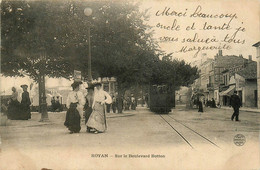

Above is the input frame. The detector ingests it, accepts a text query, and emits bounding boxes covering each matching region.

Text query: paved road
[0,106,259,170]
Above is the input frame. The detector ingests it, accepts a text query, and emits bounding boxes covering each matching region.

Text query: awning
[219,86,235,96]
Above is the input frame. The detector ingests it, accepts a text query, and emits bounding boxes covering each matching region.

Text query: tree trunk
[39,71,49,122]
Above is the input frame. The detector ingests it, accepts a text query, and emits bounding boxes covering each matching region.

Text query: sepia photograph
[0,0,259,169]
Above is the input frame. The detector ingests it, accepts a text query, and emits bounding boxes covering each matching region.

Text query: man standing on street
[230,91,242,121]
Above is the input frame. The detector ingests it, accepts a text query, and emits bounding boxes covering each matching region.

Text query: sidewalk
[0,110,136,127]
[0,113,53,127]
[220,106,260,113]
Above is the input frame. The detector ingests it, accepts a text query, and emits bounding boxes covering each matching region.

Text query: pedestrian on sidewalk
[86,82,112,134]
[230,91,242,121]
[106,103,111,113]
[131,94,136,110]
[20,85,31,120]
[85,83,94,132]
[7,87,21,120]
[111,95,117,113]
[64,81,85,134]
[51,96,56,112]
[198,99,203,113]
[211,98,217,108]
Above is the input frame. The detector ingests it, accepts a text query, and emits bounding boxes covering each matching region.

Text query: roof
[236,61,257,79]
[253,41,260,47]
[214,55,247,68]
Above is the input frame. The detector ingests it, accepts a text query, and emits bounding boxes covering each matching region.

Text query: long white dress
[86,89,112,132]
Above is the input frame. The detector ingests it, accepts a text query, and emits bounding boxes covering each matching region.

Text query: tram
[148,85,175,114]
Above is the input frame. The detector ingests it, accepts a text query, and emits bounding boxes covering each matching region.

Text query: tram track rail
[159,114,220,149]
[159,114,194,149]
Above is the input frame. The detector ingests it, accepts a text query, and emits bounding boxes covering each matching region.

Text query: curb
[106,113,135,118]
[218,107,260,113]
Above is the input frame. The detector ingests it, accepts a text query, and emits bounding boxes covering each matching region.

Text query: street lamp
[84,7,93,83]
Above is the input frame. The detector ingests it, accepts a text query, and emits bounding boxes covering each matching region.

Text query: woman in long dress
[84,83,94,132]
[20,85,31,120]
[64,81,85,134]
[86,82,112,134]
[7,87,20,120]
[198,100,203,113]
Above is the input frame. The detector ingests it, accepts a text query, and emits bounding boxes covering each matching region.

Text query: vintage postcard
[0,0,259,169]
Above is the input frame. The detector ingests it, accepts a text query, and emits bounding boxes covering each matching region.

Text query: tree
[90,2,160,112]
[1,1,77,121]
[1,1,159,114]
[62,1,160,112]
[150,53,199,107]
[1,1,198,116]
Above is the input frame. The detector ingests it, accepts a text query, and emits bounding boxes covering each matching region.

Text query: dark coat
[198,101,203,112]
[230,94,241,108]
[20,91,31,119]
[21,91,31,106]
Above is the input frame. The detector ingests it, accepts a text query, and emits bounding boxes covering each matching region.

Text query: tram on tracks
[148,84,175,114]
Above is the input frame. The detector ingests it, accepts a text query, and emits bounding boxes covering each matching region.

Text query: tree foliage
[1,1,75,81]
[1,1,199,113]
[151,54,199,89]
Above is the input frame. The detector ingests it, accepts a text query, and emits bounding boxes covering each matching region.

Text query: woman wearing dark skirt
[64,103,81,133]
[198,100,203,113]
[64,81,85,134]
[84,84,94,132]
[20,85,31,120]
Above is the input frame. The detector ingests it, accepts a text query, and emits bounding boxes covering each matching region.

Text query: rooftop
[252,41,260,47]
[236,61,257,79]
[214,55,248,68]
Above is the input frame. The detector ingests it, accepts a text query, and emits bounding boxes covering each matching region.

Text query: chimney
[239,54,243,58]
[248,55,252,61]
[218,50,222,56]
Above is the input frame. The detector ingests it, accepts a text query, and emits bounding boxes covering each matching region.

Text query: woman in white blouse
[86,82,112,133]
[7,87,20,120]
[64,81,85,134]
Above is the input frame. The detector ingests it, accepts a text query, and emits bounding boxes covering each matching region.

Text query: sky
[140,0,260,62]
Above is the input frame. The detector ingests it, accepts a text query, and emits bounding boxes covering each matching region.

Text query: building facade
[253,41,260,109]
[193,50,258,108]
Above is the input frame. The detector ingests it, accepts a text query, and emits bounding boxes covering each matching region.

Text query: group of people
[105,95,119,113]
[64,81,112,134]
[51,96,62,112]
[7,85,31,120]
[197,98,217,113]
[123,95,137,111]
[105,94,137,113]
[196,91,242,122]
